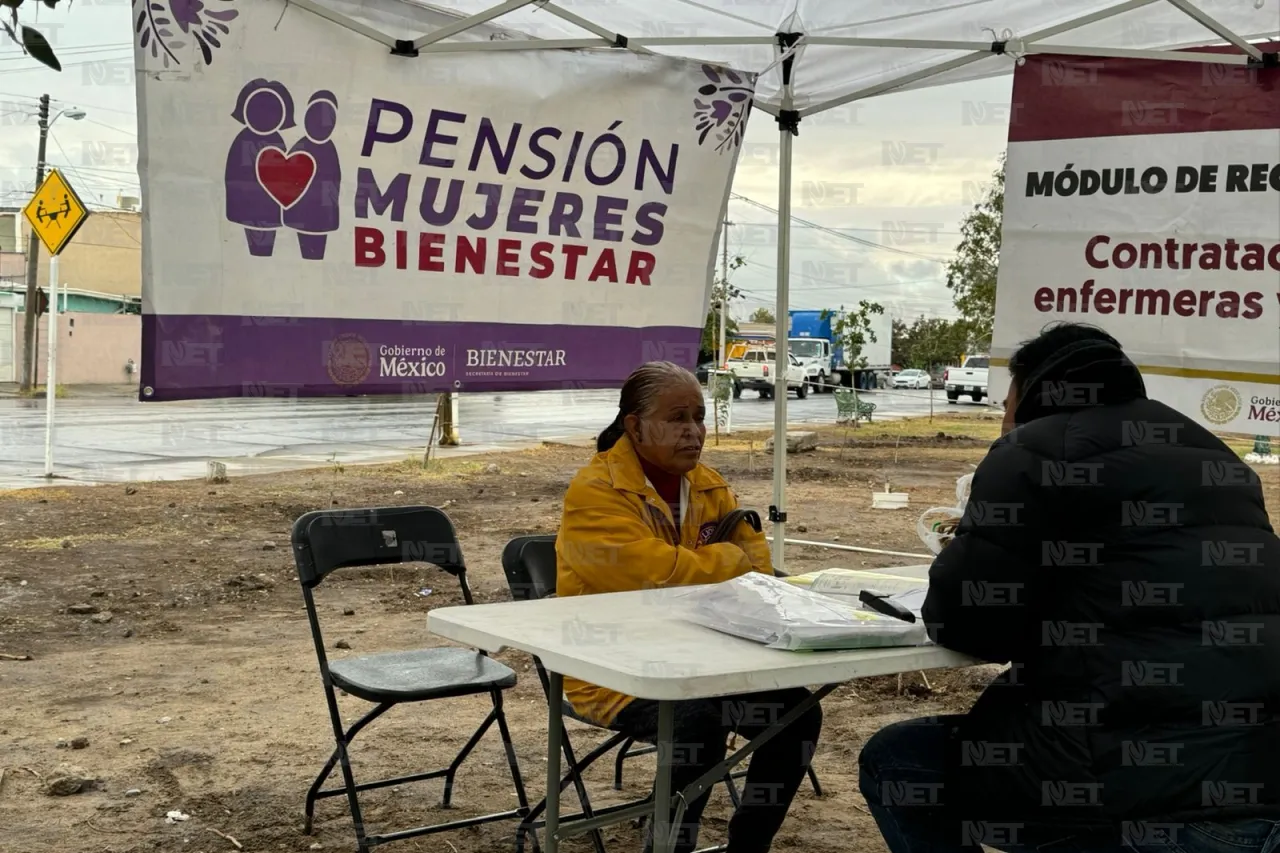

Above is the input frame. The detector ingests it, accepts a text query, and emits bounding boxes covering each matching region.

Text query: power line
[50,129,122,204]
[0,90,136,117]
[0,239,137,250]
[734,288,953,315]
[58,164,140,178]
[0,51,134,75]
[2,106,137,143]
[5,133,139,210]
[738,260,946,294]
[0,44,134,63]
[82,116,135,136]
[729,192,953,264]
[1,40,131,54]
[824,224,963,237]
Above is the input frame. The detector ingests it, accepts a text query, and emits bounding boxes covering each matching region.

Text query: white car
[892,369,931,390]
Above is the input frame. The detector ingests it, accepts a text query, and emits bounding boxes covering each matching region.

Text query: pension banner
[991,49,1280,435]
[132,0,753,401]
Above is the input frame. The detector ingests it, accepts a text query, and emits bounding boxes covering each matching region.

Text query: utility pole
[20,94,50,391]
[717,216,733,368]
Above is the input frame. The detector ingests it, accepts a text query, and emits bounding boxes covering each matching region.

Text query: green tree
[701,309,738,362]
[825,300,885,368]
[891,318,910,366]
[946,154,1004,348]
[893,316,978,370]
[4,1,66,71]
[749,307,776,325]
[913,318,970,369]
[700,255,746,360]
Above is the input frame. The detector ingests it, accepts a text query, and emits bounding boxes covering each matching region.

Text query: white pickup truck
[728,350,809,400]
[944,355,990,403]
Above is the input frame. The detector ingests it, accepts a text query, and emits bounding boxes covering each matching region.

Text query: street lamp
[19,96,86,390]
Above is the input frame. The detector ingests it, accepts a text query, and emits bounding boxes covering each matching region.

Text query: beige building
[0,203,142,384]
[2,205,141,296]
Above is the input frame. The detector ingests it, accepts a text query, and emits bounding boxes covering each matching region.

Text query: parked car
[891,369,931,390]
[944,355,990,403]
[695,361,714,384]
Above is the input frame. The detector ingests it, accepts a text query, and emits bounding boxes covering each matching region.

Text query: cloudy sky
[0,1,1013,323]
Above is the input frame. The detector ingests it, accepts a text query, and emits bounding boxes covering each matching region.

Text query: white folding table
[428,585,975,853]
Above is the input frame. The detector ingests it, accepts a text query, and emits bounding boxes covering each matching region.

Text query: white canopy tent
[289,0,1278,572]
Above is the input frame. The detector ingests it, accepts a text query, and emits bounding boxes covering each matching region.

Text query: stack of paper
[672,573,929,651]
[782,568,929,619]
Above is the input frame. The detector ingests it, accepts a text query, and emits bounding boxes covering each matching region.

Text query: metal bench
[834,388,875,424]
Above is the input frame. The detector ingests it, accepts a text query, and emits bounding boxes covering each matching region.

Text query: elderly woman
[556,361,823,853]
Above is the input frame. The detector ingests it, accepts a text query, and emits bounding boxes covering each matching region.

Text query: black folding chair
[293,506,538,853]
[501,534,648,853]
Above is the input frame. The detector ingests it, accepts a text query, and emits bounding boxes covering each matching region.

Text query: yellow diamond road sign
[23,169,89,256]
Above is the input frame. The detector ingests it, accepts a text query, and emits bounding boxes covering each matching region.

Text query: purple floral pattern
[693,64,752,154]
[135,0,238,68]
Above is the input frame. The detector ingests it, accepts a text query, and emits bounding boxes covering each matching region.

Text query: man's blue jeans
[860,716,1280,853]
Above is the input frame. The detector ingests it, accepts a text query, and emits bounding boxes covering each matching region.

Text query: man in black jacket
[859,323,1280,852]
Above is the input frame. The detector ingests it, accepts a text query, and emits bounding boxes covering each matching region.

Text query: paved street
[0,386,992,488]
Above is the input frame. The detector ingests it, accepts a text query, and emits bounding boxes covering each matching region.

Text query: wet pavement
[0,386,986,488]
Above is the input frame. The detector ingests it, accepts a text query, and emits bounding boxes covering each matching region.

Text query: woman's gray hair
[596,361,702,452]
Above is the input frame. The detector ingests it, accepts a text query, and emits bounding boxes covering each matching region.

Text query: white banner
[133,0,754,400]
[992,53,1280,436]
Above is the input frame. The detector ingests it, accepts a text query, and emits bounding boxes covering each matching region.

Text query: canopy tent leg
[769,30,802,573]
[770,125,794,572]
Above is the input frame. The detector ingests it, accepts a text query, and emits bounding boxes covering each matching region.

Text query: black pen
[859,590,917,623]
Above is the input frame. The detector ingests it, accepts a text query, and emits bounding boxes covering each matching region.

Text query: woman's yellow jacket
[555,434,773,725]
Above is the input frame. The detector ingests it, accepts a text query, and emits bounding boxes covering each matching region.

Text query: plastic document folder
[671,573,928,651]
[784,569,929,617]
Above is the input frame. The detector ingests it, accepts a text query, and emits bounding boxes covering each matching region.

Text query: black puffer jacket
[924,341,1280,826]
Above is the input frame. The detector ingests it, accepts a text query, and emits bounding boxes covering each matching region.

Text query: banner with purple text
[992,49,1280,436]
[132,0,754,401]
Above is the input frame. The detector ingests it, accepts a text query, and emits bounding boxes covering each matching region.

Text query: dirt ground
[2,414,1276,853]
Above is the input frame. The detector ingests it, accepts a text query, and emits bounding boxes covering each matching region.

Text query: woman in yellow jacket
[557,361,823,853]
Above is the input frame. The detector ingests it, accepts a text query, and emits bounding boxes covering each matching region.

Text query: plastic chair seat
[329,647,517,703]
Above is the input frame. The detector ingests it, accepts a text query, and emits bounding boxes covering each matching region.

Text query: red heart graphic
[256,148,315,209]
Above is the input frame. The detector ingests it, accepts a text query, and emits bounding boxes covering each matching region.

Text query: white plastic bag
[670,573,927,651]
[916,472,974,555]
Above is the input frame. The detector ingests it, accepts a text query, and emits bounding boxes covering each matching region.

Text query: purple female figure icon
[282,91,341,260]
[225,79,296,257]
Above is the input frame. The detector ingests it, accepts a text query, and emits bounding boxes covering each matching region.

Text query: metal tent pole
[717,211,731,370]
[1161,0,1264,59]
[799,0,1168,118]
[770,128,793,571]
[769,30,801,573]
[412,0,539,50]
[281,0,398,47]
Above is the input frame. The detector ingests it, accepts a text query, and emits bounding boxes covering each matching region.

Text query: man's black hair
[1006,322,1146,425]
[1008,322,1121,392]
